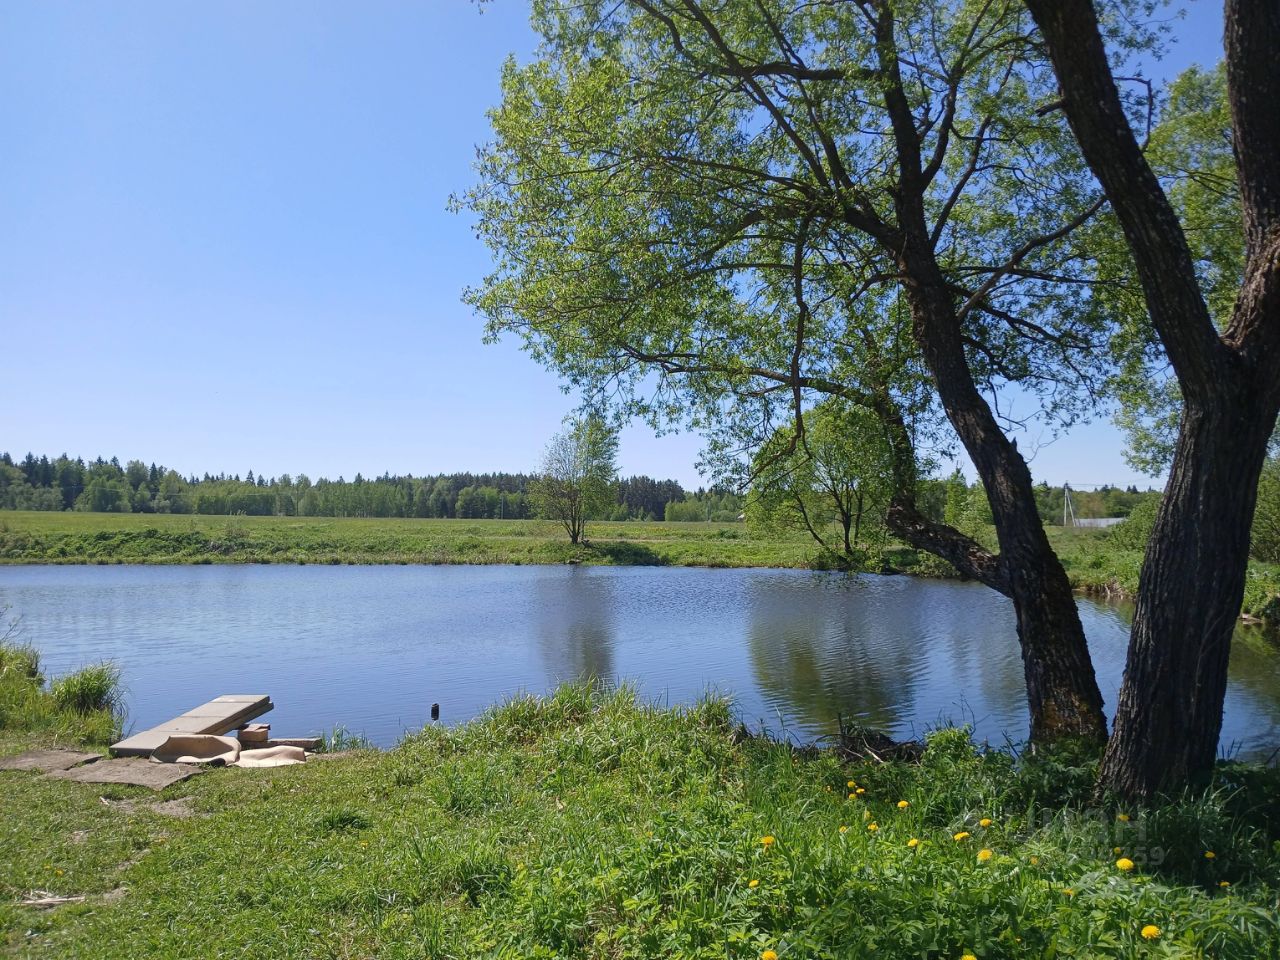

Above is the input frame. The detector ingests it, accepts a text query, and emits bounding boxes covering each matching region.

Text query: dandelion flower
[897,800,910,809]
[1117,813,1130,822]
[979,818,993,828]
[977,849,993,862]
[1204,851,1216,860]
[848,793,857,800]
[1029,856,1040,866]
[761,836,775,848]
[961,954,977,960]
[1219,881,1230,888]
[867,822,879,832]
[953,831,970,841]
[839,825,849,834]
[1140,924,1161,940]
[1062,888,1075,896]
[847,780,857,788]
[762,951,779,960]
[907,838,920,848]
[1116,857,1135,872]
[748,879,760,888]
[856,787,866,795]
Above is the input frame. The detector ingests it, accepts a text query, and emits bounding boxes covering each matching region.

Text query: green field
[0,512,821,569]
[3,685,1279,959]
[3,510,1278,623]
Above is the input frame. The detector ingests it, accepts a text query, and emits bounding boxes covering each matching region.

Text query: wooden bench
[110,695,273,757]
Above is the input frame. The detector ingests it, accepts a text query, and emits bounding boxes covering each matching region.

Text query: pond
[2,564,1277,757]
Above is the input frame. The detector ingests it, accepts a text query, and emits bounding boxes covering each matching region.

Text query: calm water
[2,564,1278,756]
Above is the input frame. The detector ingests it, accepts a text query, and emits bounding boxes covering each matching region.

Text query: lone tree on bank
[532,417,619,545]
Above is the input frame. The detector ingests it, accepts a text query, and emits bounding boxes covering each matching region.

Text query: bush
[1108,496,1160,551]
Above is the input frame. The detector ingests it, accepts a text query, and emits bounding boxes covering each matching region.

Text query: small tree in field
[532,417,618,545]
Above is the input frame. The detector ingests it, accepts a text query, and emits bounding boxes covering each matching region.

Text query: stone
[0,749,101,773]
[47,758,202,791]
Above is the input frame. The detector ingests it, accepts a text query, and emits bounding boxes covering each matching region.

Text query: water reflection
[747,575,1028,741]
[535,567,616,684]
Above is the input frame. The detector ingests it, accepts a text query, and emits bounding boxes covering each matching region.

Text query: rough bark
[899,254,1108,745]
[1026,0,1280,798]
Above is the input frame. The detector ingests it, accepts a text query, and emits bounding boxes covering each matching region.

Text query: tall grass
[0,629,124,746]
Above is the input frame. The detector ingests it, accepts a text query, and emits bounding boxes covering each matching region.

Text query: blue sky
[1,1,1225,489]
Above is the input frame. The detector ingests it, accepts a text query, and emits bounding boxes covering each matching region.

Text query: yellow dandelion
[1116,857,1135,872]
[762,951,779,960]
[1062,888,1075,896]
[856,787,866,795]
[977,848,993,862]
[1204,851,1216,860]
[848,792,857,800]
[1029,856,1040,866]
[1117,813,1130,822]
[867,822,879,832]
[839,825,849,834]
[907,838,920,848]
[760,835,775,848]
[897,800,910,809]
[748,879,760,889]
[979,818,993,828]
[1140,924,1161,940]
[1219,881,1230,888]
[953,831,970,841]
[961,954,977,960]
[847,780,856,788]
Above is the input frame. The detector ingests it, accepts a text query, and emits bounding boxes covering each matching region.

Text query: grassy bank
[1048,528,1280,623]
[0,512,820,568]
[0,637,122,757]
[2,685,1279,959]
[3,510,1278,622]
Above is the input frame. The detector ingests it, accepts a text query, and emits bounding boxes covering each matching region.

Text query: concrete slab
[0,749,101,772]
[111,694,272,757]
[47,758,202,791]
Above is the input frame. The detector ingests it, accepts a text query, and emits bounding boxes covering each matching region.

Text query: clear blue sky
[0,1,1225,489]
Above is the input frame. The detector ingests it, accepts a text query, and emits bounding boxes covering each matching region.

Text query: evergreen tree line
[0,452,717,521]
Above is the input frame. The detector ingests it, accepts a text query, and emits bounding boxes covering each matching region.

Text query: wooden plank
[111,695,272,757]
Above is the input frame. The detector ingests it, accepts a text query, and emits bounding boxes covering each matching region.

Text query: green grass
[1,685,1277,958]
[1048,527,1280,623]
[0,512,822,569]
[0,641,123,753]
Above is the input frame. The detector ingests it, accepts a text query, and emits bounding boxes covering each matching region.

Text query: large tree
[463,0,1114,743]
[1024,0,1280,798]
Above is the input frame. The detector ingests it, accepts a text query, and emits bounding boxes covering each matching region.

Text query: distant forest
[0,451,744,521]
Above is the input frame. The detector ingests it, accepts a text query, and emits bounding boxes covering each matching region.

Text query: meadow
[0,512,820,569]
[2,681,1279,959]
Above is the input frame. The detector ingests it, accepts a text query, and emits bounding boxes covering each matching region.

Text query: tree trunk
[1098,387,1277,798]
[897,261,1109,745]
[1025,0,1280,796]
